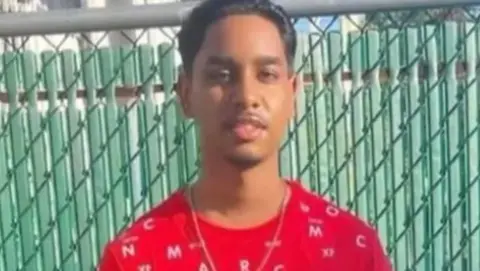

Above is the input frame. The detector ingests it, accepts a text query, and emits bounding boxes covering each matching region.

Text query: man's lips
[223,113,268,141]
[230,121,266,141]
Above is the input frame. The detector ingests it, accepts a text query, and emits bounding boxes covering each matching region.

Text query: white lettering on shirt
[326,205,340,217]
[265,240,281,248]
[143,218,155,231]
[122,235,139,243]
[189,242,203,250]
[308,217,323,238]
[166,244,182,259]
[309,224,323,237]
[356,234,367,248]
[122,243,135,258]
[322,248,335,258]
[308,217,323,224]
[199,262,210,271]
[300,202,310,213]
[239,259,250,270]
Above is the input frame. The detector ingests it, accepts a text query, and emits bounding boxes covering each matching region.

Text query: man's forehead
[199,15,285,51]
[203,54,285,66]
[192,14,288,69]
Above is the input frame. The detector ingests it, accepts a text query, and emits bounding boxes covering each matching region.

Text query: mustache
[222,110,269,129]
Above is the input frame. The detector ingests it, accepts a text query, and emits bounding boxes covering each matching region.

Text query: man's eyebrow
[254,56,282,66]
[205,55,235,66]
[205,55,283,67]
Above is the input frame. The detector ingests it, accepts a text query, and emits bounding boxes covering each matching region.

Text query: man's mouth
[231,121,265,141]
[224,114,268,142]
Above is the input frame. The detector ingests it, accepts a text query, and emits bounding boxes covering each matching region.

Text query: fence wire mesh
[0,5,479,271]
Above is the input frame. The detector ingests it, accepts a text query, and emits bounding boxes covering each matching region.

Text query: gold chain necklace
[187,184,290,271]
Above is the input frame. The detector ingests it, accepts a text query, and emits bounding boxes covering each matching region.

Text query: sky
[295,16,340,33]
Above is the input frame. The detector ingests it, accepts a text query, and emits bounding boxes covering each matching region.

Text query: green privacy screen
[0,22,478,271]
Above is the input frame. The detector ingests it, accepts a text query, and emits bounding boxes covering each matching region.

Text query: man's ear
[175,69,194,118]
[291,73,300,93]
[287,73,301,118]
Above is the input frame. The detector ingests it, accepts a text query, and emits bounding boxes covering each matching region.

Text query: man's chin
[225,149,265,168]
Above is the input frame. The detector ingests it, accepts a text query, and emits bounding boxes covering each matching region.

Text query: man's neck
[190,154,287,228]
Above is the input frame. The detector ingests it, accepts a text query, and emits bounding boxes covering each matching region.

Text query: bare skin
[177,14,297,229]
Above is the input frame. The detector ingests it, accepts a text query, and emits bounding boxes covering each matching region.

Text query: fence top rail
[0,0,479,36]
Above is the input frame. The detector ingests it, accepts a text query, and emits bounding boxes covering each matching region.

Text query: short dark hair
[178,0,297,75]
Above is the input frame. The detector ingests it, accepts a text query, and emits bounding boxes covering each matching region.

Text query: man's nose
[230,74,260,109]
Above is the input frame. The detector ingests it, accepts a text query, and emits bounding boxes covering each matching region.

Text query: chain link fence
[0,2,479,271]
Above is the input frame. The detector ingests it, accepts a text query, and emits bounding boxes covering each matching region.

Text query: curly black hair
[178,0,296,75]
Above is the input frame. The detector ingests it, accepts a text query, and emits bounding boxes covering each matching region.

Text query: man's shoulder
[293,182,379,242]
[292,181,391,270]
[118,190,187,235]
[100,189,190,268]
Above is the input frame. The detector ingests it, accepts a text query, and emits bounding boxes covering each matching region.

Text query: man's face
[179,14,296,166]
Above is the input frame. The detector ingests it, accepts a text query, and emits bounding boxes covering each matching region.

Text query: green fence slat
[135,74,149,212]
[464,22,480,271]
[59,49,81,271]
[385,27,407,271]
[279,116,294,179]
[80,49,101,269]
[99,47,127,235]
[366,29,390,249]
[443,22,464,271]
[308,33,327,193]
[99,48,117,104]
[423,24,443,271]
[455,22,469,271]
[294,34,311,189]
[120,45,138,86]
[116,104,134,218]
[475,23,480,271]
[23,51,52,271]
[181,117,198,184]
[366,30,384,225]
[326,31,348,204]
[348,30,365,212]
[405,27,428,270]
[42,51,72,271]
[4,51,35,271]
[399,27,413,269]
[0,73,17,271]
[117,45,144,218]
[159,43,180,195]
[135,45,150,210]
[301,33,315,190]
[111,47,122,86]
[347,31,364,214]
[139,45,163,206]
[138,45,155,101]
[117,48,135,220]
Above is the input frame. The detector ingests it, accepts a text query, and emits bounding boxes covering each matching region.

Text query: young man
[98,0,393,270]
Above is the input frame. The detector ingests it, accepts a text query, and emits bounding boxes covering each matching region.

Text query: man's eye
[208,70,231,83]
[259,70,278,82]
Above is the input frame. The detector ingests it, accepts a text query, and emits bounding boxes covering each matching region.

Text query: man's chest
[118,234,363,271]
[113,200,373,270]
[141,225,354,271]
[151,237,308,270]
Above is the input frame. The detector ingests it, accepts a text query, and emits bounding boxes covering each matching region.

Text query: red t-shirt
[98,181,392,270]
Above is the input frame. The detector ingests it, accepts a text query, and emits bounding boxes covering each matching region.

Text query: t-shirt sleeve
[368,232,393,271]
[97,244,123,271]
